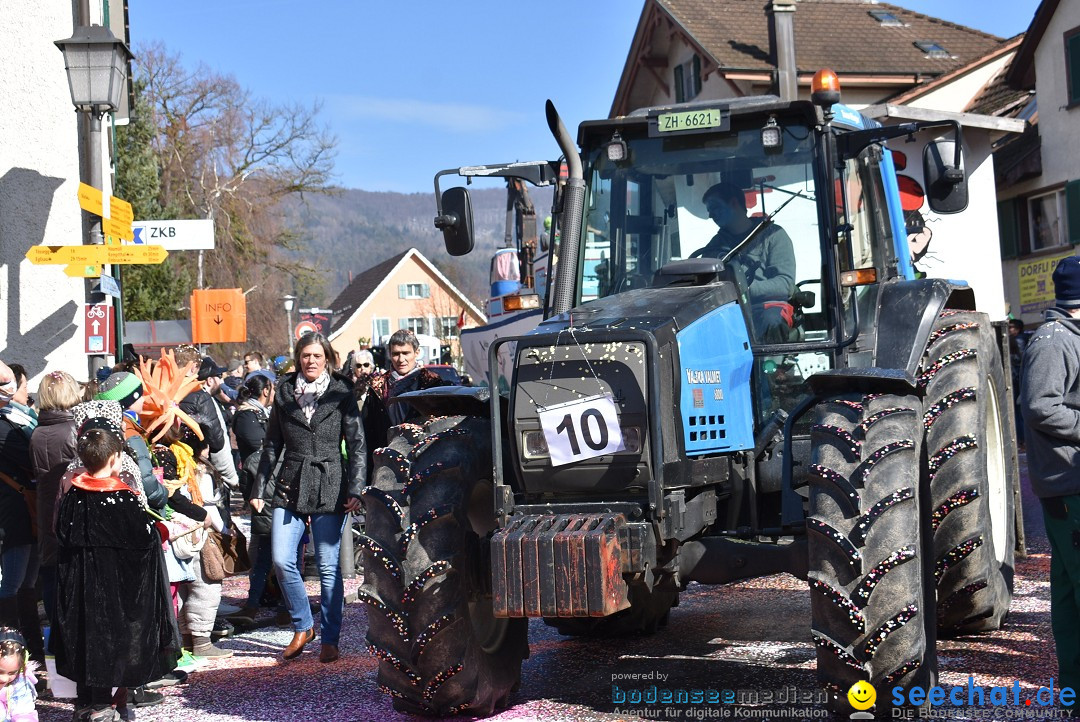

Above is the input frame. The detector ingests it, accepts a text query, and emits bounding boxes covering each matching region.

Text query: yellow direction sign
[77,183,134,238]
[25,244,169,266]
[77,183,104,216]
[103,217,134,241]
[64,264,101,278]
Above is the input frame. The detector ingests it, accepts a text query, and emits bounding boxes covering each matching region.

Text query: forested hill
[282,186,551,306]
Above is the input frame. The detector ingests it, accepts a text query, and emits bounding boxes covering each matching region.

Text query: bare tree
[132,43,338,353]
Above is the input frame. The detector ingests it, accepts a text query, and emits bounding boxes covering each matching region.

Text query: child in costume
[0,627,37,722]
[54,406,179,722]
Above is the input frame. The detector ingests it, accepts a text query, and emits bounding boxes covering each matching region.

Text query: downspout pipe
[546,100,584,316]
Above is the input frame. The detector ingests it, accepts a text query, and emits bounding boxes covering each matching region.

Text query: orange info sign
[190,288,247,344]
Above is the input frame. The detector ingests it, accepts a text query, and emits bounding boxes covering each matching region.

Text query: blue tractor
[359,71,1018,716]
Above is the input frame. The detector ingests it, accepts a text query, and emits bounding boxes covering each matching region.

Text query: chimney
[767,0,797,101]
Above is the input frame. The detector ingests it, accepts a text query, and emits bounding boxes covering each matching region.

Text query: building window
[1029,190,1069,251]
[869,10,903,26]
[440,316,458,338]
[673,55,702,103]
[399,283,430,299]
[914,41,951,59]
[401,317,426,334]
[372,317,390,343]
[1066,26,1080,107]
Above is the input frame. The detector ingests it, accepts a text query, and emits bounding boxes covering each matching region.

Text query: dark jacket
[29,408,77,565]
[362,367,446,455]
[252,371,366,515]
[232,400,273,534]
[179,389,225,454]
[1020,306,1080,499]
[0,414,34,550]
[123,418,168,510]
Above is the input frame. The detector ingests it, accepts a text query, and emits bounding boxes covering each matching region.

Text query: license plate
[655,108,727,134]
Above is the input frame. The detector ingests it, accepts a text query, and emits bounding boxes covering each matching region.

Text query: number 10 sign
[538,393,625,466]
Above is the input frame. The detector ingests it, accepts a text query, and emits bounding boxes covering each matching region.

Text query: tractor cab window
[835,144,893,338]
[578,117,825,346]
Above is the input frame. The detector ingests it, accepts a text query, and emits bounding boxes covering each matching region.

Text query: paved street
[38,453,1053,722]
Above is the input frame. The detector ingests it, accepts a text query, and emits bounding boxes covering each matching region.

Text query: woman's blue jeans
[270,508,346,646]
[0,544,31,598]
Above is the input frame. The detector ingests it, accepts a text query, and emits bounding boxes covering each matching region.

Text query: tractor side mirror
[923,139,968,214]
[436,186,475,256]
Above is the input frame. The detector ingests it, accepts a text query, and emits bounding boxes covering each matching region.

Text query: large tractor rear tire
[544,579,679,637]
[920,310,1015,635]
[360,416,528,717]
[807,393,935,712]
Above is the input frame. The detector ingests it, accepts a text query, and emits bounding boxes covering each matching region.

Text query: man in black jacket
[173,347,238,490]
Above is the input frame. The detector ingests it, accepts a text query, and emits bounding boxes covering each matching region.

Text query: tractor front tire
[360,416,528,717]
[807,393,935,712]
[920,311,1015,635]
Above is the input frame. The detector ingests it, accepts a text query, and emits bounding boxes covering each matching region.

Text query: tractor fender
[808,277,975,397]
[388,384,493,418]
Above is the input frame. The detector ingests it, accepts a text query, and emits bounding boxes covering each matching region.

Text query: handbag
[200,529,251,582]
[0,470,37,537]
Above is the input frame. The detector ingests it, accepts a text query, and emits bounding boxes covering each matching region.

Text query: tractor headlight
[521,426,643,460]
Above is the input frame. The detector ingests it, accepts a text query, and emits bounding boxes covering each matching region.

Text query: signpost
[25,244,169,266]
[84,304,116,355]
[131,219,215,250]
[191,288,247,344]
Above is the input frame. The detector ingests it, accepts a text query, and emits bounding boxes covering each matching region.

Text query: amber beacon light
[811,68,841,107]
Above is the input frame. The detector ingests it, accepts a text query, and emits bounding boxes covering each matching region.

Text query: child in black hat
[54,409,180,722]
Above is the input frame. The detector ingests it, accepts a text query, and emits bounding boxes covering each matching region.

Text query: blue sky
[129,0,1039,194]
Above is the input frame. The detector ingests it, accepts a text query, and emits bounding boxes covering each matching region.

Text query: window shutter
[1068,32,1080,105]
[422,283,431,298]
[997,199,1019,259]
[692,54,702,97]
[398,284,406,299]
[674,64,685,103]
[1065,179,1080,244]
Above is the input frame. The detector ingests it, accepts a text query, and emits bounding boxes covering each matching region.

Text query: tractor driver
[698,181,797,342]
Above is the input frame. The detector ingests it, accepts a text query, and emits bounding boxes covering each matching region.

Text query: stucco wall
[0,3,88,383]
[1034,3,1080,188]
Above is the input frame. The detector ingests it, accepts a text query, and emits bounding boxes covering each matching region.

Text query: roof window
[914,41,951,59]
[869,10,903,26]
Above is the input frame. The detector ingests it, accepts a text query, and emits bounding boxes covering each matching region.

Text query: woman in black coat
[251,333,365,663]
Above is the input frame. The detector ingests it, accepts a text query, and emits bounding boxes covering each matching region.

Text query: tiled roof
[966,63,1033,118]
[327,249,410,335]
[658,0,1004,76]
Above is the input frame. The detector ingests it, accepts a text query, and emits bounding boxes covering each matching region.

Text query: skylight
[869,10,903,26]
[914,41,951,59]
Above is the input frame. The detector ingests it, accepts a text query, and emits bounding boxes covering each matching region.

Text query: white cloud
[327,95,527,133]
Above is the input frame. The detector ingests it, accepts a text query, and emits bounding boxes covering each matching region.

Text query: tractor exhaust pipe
[546,100,585,316]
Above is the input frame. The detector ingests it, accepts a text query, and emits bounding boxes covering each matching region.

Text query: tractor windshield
[577,116,823,345]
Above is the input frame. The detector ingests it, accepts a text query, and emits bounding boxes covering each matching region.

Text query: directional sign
[109,197,133,225]
[84,303,116,355]
[66,264,101,278]
[103,217,134,241]
[131,219,215,250]
[77,183,104,216]
[191,288,247,344]
[26,244,168,266]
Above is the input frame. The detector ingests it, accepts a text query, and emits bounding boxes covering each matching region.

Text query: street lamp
[55,25,132,377]
[282,294,297,349]
[54,25,132,117]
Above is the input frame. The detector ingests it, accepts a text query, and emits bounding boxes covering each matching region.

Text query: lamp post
[55,25,133,373]
[282,294,297,350]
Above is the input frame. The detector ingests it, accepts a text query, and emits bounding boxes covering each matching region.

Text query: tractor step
[490,513,633,618]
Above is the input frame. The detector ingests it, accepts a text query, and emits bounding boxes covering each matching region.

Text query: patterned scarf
[294,371,330,421]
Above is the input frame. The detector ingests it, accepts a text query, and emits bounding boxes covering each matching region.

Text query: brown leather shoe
[282,628,315,660]
[319,644,339,663]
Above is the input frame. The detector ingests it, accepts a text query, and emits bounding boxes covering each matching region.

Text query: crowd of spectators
[0,327,453,720]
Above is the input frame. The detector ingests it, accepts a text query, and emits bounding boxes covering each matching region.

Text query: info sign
[84,303,115,355]
[538,393,625,466]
